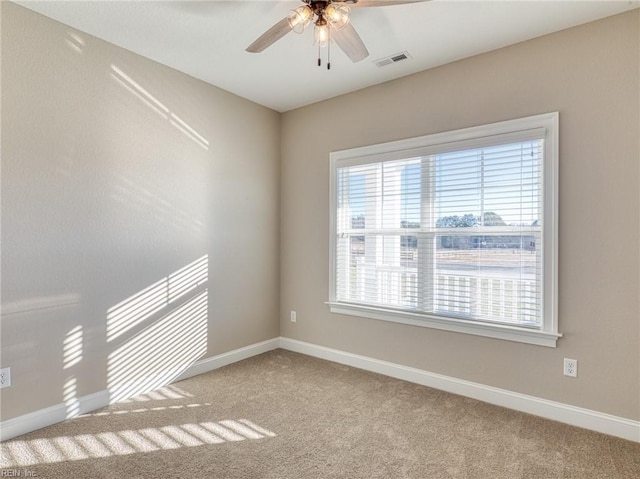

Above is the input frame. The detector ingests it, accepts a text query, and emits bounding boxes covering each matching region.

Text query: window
[328,113,560,347]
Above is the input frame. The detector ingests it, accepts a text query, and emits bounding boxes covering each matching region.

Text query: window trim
[328,112,560,347]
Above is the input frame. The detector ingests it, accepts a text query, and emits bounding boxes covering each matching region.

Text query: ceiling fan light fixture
[314,20,330,48]
[247,0,373,64]
[325,4,350,30]
[288,5,313,34]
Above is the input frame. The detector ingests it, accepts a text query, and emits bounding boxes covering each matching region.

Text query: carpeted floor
[1,349,639,478]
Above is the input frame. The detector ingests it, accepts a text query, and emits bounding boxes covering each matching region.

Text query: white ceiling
[15,0,639,112]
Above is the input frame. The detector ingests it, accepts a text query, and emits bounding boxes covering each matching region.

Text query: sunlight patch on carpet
[0,419,276,467]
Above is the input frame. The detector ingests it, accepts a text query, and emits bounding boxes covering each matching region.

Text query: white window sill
[326,302,561,347]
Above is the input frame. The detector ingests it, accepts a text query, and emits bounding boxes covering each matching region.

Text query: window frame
[328,112,560,347]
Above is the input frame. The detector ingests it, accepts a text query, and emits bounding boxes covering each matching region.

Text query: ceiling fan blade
[246,17,293,53]
[332,22,369,63]
[350,0,427,7]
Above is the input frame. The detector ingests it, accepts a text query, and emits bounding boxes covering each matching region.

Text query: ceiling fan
[246,0,424,68]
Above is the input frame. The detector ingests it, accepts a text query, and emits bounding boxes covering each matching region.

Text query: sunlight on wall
[0,419,276,467]
[106,256,208,404]
[169,112,209,150]
[110,64,169,119]
[110,65,209,150]
[107,291,207,403]
[62,325,84,418]
[63,326,83,369]
[65,31,84,53]
[63,377,79,419]
[106,255,208,342]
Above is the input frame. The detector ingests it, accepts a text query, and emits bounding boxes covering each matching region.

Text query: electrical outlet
[290,311,297,323]
[0,367,11,388]
[563,358,578,378]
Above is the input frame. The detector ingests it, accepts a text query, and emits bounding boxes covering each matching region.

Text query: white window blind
[329,113,559,346]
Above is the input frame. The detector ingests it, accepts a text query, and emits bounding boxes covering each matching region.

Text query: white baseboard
[0,338,280,442]
[279,337,640,443]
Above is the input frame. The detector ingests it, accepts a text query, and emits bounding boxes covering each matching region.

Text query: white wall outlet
[563,358,578,378]
[290,310,297,323]
[0,367,11,388]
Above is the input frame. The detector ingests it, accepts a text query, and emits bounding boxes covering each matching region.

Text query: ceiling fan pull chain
[327,27,331,70]
[318,45,321,67]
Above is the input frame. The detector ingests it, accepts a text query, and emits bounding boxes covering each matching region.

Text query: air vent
[373,51,412,68]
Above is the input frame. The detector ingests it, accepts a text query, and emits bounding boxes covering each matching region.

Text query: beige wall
[280,10,640,420]
[1,3,280,420]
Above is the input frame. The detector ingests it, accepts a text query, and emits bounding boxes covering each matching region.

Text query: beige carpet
[1,349,638,478]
